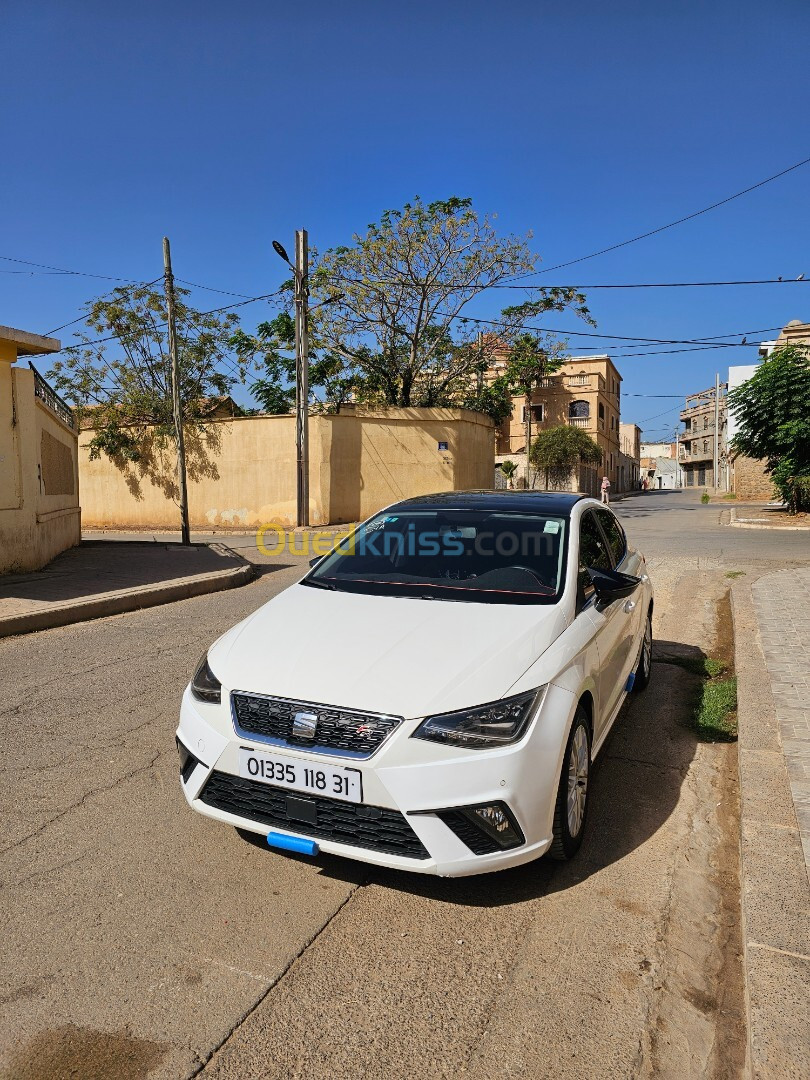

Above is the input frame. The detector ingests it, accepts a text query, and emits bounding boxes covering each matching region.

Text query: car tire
[549,706,591,861]
[633,612,653,692]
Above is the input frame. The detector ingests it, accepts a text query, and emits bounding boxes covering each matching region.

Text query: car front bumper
[176,683,577,877]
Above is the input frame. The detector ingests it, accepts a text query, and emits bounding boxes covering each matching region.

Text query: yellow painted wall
[78,408,494,530]
[0,365,81,573]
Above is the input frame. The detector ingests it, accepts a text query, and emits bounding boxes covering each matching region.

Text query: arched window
[569,400,590,418]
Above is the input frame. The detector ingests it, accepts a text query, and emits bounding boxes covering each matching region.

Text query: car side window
[596,509,627,567]
[578,511,612,607]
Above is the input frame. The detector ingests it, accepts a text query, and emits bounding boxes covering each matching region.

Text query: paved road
[1,492,806,1079]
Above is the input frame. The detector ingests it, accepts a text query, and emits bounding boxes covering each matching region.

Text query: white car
[177,492,653,877]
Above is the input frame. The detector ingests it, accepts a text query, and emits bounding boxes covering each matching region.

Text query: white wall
[727,363,759,441]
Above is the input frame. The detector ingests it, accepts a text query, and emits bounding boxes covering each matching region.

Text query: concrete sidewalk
[733,570,810,1078]
[0,540,256,638]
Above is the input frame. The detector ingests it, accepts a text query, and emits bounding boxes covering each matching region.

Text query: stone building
[490,354,623,495]
[618,423,642,492]
[679,382,728,490]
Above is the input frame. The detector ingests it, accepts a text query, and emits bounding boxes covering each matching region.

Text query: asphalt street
[1,491,807,1079]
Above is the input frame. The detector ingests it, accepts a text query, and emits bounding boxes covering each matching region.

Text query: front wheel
[633,612,653,692]
[549,707,591,861]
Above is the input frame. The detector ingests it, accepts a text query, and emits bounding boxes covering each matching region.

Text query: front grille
[232,692,402,758]
[199,771,430,860]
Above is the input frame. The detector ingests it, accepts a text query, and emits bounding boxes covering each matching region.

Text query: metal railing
[29,363,75,430]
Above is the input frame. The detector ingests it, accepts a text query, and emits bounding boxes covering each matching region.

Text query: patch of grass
[701,490,711,503]
[722,493,737,500]
[657,654,737,741]
[725,570,745,579]
[659,654,727,678]
[694,676,738,741]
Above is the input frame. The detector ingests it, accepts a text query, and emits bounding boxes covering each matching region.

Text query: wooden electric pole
[163,236,190,545]
[476,330,484,394]
[294,229,310,528]
[713,371,720,493]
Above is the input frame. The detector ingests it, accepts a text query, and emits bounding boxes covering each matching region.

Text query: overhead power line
[44,277,165,336]
[441,307,784,348]
[176,278,257,299]
[0,254,147,283]
[60,290,283,351]
[506,152,810,280]
[484,277,808,290]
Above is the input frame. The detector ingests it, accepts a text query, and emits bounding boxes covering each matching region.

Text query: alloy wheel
[642,618,652,678]
[566,724,589,838]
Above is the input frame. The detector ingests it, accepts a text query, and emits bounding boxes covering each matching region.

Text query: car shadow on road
[249,562,299,578]
[360,642,704,908]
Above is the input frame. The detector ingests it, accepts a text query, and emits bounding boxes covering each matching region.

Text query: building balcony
[679,447,715,462]
[568,416,591,429]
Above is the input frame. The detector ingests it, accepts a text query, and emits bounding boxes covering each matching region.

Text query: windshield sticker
[544,521,561,534]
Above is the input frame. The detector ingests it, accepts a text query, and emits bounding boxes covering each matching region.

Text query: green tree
[231,311,355,414]
[529,425,603,491]
[727,344,810,511]
[304,196,591,408]
[500,333,571,485]
[50,283,243,463]
[49,284,244,502]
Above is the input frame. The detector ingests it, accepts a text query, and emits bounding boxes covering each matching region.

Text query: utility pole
[163,236,190,545]
[713,372,720,493]
[476,330,484,394]
[294,230,310,528]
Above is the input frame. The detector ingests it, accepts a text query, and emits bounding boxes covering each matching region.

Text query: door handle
[624,599,636,613]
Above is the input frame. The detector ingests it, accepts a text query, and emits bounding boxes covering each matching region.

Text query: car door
[577,509,627,740]
[595,507,644,697]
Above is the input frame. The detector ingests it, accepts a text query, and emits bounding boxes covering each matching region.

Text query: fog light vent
[176,737,202,784]
[433,802,525,855]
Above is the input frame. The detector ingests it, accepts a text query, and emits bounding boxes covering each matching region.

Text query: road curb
[0,561,256,639]
[728,508,809,531]
[731,580,810,1078]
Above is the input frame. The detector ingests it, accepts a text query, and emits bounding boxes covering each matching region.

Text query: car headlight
[191,653,222,704]
[412,688,544,749]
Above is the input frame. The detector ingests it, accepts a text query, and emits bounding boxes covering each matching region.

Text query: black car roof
[389,490,588,516]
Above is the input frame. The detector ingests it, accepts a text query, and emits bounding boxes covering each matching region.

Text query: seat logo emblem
[292,711,318,740]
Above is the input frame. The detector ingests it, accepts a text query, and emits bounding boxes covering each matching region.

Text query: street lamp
[272,240,291,266]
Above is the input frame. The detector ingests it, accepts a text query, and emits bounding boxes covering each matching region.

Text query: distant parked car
[177,492,653,877]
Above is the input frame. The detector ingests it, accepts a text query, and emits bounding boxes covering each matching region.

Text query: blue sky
[3,0,809,438]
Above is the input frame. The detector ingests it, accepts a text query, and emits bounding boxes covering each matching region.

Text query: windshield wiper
[303,579,338,591]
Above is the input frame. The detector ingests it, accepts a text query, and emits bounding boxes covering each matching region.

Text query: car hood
[208,583,567,720]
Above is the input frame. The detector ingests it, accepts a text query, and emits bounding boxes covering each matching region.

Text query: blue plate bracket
[266,831,319,856]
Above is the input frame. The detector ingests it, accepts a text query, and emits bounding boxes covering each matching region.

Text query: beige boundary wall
[1,357,81,574]
[79,407,495,530]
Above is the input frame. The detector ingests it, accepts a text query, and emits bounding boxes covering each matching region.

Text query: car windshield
[303,509,568,605]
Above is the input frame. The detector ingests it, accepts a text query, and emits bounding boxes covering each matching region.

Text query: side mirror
[309,556,323,568]
[588,567,640,607]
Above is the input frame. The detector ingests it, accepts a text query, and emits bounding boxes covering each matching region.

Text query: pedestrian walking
[600,476,611,504]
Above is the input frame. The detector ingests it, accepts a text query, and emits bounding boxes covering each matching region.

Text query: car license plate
[238,747,363,804]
